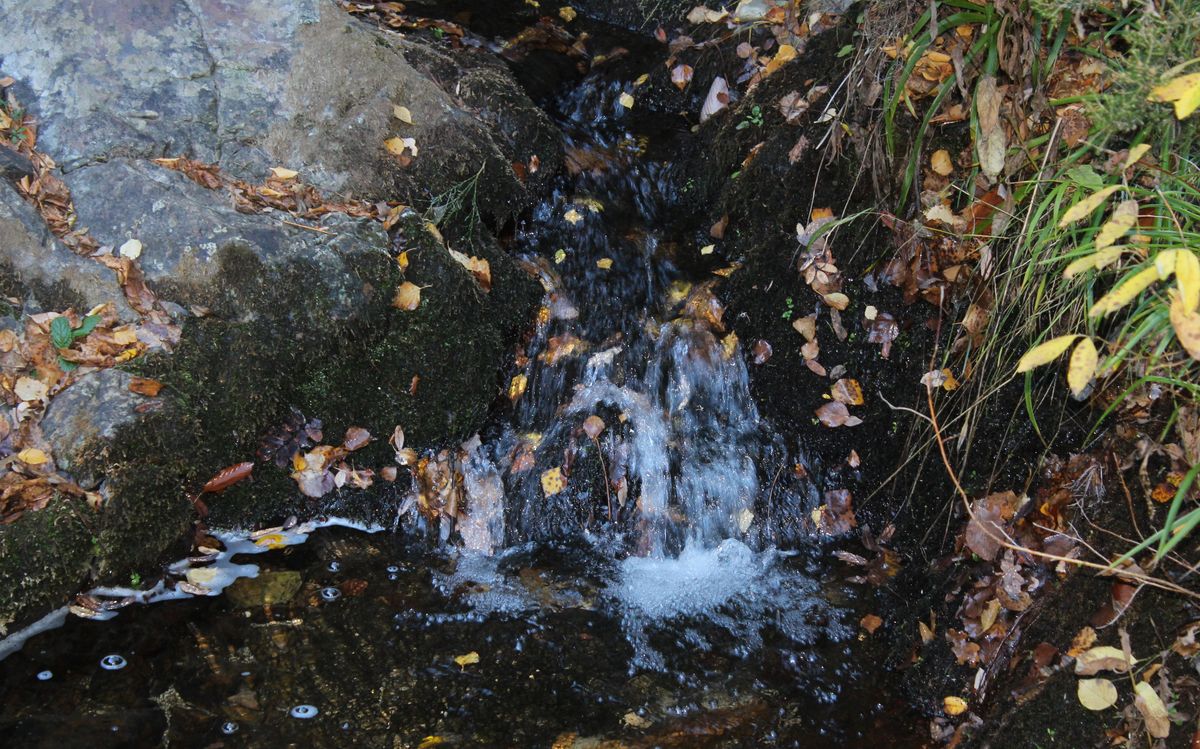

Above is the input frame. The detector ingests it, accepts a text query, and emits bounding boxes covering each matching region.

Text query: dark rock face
[0,0,558,633]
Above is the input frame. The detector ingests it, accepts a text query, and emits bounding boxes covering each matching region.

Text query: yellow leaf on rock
[1016,334,1079,372]
[1149,72,1200,119]
[384,136,418,158]
[1094,200,1138,251]
[393,281,423,311]
[448,248,492,290]
[541,466,565,496]
[942,696,968,716]
[119,239,143,259]
[1067,337,1098,397]
[1090,265,1162,317]
[392,105,413,124]
[1058,185,1122,228]
[1077,678,1119,711]
[454,651,480,668]
[270,167,298,179]
[17,448,48,465]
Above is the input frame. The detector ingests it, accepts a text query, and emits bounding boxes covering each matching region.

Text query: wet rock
[40,369,141,488]
[226,570,303,608]
[0,0,555,633]
[0,183,135,320]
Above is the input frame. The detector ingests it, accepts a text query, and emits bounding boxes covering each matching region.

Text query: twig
[281,219,334,235]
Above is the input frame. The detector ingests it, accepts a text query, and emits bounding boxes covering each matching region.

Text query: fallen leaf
[384,136,418,159]
[454,651,480,668]
[823,292,850,310]
[128,377,163,397]
[830,378,864,405]
[1133,681,1171,737]
[1171,293,1200,359]
[1148,72,1200,119]
[686,5,729,24]
[201,462,254,493]
[700,77,730,123]
[671,64,694,90]
[751,339,772,364]
[119,239,143,259]
[582,415,605,439]
[564,208,583,225]
[1064,247,1125,278]
[448,248,492,291]
[1067,337,1098,397]
[13,376,48,402]
[943,696,968,716]
[860,614,883,633]
[618,92,635,109]
[1174,247,1200,311]
[792,316,816,341]
[623,712,652,729]
[596,258,613,269]
[559,6,577,21]
[816,402,862,427]
[17,448,48,465]
[1059,185,1122,228]
[930,149,954,176]
[1074,645,1134,675]
[1123,143,1152,168]
[699,244,714,255]
[393,281,423,311]
[1016,334,1080,372]
[541,466,565,496]
[270,166,299,179]
[342,426,371,451]
[509,374,528,401]
[1077,678,1118,711]
[975,75,1006,181]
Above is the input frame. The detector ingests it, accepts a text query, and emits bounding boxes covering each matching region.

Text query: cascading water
[430,62,838,670]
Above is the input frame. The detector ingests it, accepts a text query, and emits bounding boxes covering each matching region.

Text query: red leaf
[201,461,254,493]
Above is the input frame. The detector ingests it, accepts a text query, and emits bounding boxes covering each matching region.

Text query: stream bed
[0,8,926,747]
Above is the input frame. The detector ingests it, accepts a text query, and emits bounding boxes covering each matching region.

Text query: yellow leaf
[1148,72,1200,119]
[823,292,850,310]
[1094,200,1138,251]
[1173,249,1200,312]
[596,258,613,269]
[1089,265,1161,317]
[1015,334,1079,372]
[453,651,480,668]
[1067,337,1098,397]
[254,533,287,550]
[186,567,219,586]
[384,136,418,158]
[635,73,649,86]
[541,466,565,496]
[564,208,583,225]
[1074,645,1134,675]
[1123,143,1152,169]
[1077,678,1119,711]
[1133,681,1171,738]
[392,105,413,124]
[699,244,715,255]
[942,696,968,716]
[418,737,446,749]
[721,331,739,359]
[269,167,298,179]
[1058,185,1122,228]
[558,6,577,21]
[1170,293,1200,360]
[393,281,423,311]
[13,376,48,402]
[618,92,635,109]
[397,251,410,271]
[508,373,528,401]
[17,448,48,465]
[763,44,797,77]
[448,248,492,290]
[930,149,953,176]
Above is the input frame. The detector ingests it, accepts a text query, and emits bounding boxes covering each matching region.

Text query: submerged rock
[0,0,558,633]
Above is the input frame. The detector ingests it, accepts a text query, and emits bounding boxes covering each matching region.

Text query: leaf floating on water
[254,533,287,550]
[541,466,565,496]
[751,339,772,364]
[453,651,480,669]
[582,415,605,439]
[201,462,254,493]
[816,402,861,427]
[596,258,613,269]
[671,64,694,90]
[508,373,528,401]
[393,281,423,311]
[564,208,583,225]
[558,6,577,21]
[623,712,653,729]
[342,426,371,451]
[1133,681,1171,737]
[1077,678,1118,711]
[618,92,635,109]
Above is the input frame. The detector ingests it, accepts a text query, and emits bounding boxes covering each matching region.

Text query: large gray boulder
[0,0,558,634]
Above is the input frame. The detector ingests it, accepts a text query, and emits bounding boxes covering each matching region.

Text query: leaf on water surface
[558,6,577,21]
[564,208,583,225]
[1015,334,1079,372]
[1077,678,1118,711]
[508,374,528,402]
[596,258,613,269]
[393,281,423,311]
[618,92,635,109]
[623,712,652,729]
[1133,681,1171,737]
[541,466,565,496]
[454,651,480,669]
[582,415,605,439]
[942,696,968,716]
[1074,645,1134,675]
[751,339,772,364]
[860,614,883,634]
[342,426,371,451]
[816,401,861,427]
[202,462,254,493]
[1067,337,1098,397]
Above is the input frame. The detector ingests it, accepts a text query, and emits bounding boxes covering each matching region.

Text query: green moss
[0,497,92,635]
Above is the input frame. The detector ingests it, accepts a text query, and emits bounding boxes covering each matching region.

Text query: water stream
[0,15,923,748]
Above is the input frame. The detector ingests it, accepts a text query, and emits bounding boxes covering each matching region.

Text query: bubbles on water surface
[35,670,51,681]
[221,721,239,735]
[99,654,127,671]
[327,561,341,572]
[290,704,319,719]
[319,587,341,602]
